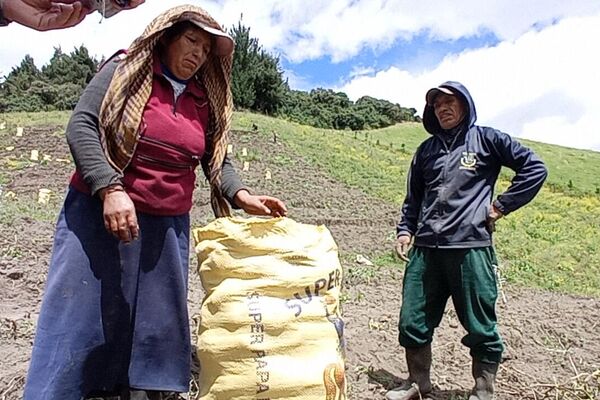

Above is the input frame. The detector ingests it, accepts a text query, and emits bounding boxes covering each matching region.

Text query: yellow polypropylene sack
[192,217,346,400]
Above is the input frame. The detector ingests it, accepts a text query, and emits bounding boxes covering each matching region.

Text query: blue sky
[1,0,600,151]
[281,30,500,92]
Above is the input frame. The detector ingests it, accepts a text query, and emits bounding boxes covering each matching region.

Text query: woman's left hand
[234,190,287,217]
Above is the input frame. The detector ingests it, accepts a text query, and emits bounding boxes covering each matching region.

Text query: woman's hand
[99,185,139,243]
[234,190,288,217]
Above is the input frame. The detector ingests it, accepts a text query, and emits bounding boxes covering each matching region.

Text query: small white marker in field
[30,150,39,161]
[0,122,6,130]
[227,144,233,154]
[243,161,250,171]
[265,169,272,180]
[43,154,52,161]
[16,127,24,137]
[5,146,15,151]
[38,188,51,204]
[355,254,374,266]
[242,147,248,157]
[55,158,72,163]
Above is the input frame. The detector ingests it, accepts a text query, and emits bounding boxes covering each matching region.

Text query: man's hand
[234,190,288,217]
[395,234,412,262]
[486,204,504,233]
[100,185,139,243]
[2,0,145,31]
[3,0,87,31]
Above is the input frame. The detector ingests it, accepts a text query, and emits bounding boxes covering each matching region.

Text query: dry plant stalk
[499,366,599,400]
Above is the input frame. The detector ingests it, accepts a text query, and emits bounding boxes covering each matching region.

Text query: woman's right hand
[99,185,139,243]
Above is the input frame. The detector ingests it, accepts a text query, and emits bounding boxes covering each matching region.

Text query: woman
[24,5,287,400]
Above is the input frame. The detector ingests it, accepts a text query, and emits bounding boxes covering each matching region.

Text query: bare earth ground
[0,126,598,399]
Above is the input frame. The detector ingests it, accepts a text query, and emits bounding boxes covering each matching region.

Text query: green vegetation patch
[1,110,597,296]
[235,112,600,297]
[0,111,70,130]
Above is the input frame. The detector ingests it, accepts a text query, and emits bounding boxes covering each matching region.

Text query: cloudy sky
[1,0,599,151]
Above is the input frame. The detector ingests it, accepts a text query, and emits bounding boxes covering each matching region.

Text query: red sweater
[71,58,209,216]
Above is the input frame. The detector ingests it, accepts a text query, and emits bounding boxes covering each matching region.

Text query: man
[0,0,143,31]
[386,81,547,400]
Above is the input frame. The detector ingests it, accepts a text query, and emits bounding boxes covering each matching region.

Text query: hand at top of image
[1,0,144,30]
[2,0,87,30]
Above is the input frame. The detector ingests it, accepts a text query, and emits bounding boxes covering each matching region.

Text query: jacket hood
[422,81,477,135]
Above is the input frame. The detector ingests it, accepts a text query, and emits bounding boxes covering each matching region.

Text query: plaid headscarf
[98,5,233,217]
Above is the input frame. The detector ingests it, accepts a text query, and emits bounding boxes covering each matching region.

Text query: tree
[43,46,97,87]
[0,55,43,112]
[0,46,98,112]
[0,34,419,130]
[41,46,98,109]
[229,21,287,114]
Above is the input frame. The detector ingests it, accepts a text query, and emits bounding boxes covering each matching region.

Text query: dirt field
[1,126,598,399]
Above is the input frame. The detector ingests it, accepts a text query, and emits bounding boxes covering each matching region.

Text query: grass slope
[233,112,600,296]
[1,111,598,296]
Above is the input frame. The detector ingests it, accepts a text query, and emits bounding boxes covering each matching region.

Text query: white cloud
[339,13,600,151]
[281,68,313,92]
[1,1,599,151]
[3,0,600,69]
[349,66,376,79]
[209,0,600,63]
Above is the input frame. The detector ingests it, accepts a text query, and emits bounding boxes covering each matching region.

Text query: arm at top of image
[1,0,86,30]
[0,0,144,30]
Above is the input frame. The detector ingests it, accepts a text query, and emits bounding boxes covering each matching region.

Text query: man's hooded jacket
[396,81,548,248]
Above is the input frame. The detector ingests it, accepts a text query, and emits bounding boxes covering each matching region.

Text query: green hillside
[233,112,600,296]
[1,111,599,296]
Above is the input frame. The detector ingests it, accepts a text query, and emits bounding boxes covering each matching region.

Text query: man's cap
[426,86,456,106]
[188,19,234,56]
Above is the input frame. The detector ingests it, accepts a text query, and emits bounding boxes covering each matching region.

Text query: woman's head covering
[99,5,234,217]
[186,18,234,56]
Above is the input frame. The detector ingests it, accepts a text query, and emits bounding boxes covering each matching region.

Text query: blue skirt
[24,187,192,400]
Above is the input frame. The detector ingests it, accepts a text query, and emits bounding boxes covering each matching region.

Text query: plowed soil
[1,126,598,399]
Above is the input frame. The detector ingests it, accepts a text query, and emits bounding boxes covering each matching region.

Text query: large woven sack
[192,217,346,400]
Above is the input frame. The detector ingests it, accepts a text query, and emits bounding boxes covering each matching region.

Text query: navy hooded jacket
[396,81,548,248]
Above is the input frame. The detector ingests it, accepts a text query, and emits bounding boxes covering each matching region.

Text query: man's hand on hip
[486,204,504,233]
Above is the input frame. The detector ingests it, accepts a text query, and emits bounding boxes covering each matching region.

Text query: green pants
[399,246,504,364]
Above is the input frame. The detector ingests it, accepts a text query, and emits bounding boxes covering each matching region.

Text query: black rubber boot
[468,360,499,400]
[385,345,433,400]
